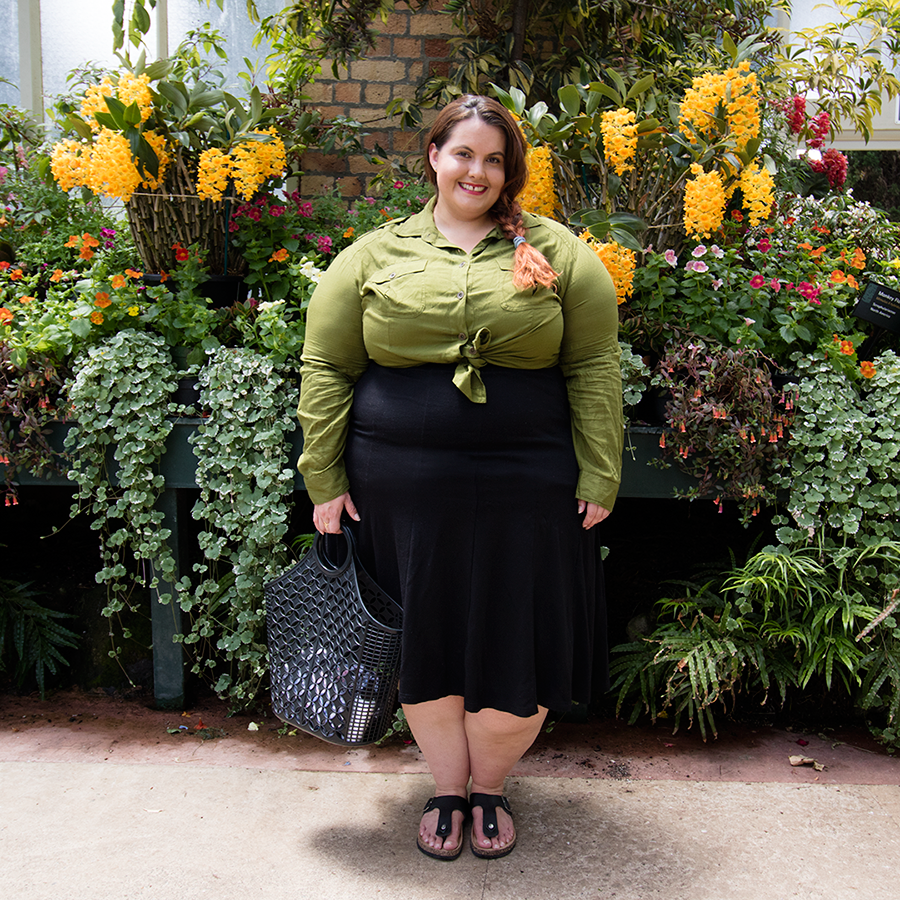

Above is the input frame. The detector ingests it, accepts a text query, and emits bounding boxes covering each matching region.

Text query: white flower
[258,299,285,312]
[664,249,678,267]
[691,245,707,258]
[712,278,723,289]
[685,260,709,273]
[710,245,725,258]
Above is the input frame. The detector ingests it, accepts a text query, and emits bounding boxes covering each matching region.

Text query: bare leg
[403,696,469,853]
[466,706,548,853]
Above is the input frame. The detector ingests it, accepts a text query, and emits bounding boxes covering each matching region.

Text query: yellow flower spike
[684,167,726,238]
[578,232,635,304]
[739,163,774,226]
[599,108,638,176]
[519,145,558,218]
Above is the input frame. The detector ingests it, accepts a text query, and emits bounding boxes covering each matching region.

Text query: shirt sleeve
[296,245,370,504]
[557,235,624,511]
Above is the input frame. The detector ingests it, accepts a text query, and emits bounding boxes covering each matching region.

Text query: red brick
[393,37,422,58]
[302,152,346,174]
[364,130,391,150]
[429,61,450,77]
[383,11,410,35]
[425,38,450,57]
[373,33,393,56]
[409,13,452,36]
[393,129,424,153]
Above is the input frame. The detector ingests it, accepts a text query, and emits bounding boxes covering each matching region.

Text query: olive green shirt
[297,200,624,510]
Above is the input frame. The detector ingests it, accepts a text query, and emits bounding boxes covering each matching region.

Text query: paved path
[2,691,899,899]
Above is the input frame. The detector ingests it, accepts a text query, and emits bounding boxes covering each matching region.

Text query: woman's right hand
[313,492,360,534]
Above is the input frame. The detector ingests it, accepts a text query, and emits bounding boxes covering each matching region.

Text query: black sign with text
[854,281,900,333]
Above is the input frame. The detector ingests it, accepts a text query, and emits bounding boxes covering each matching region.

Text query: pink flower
[317,235,333,254]
[710,245,724,259]
[712,278,723,290]
[749,274,766,288]
[269,205,286,217]
[691,245,707,258]
[757,238,771,253]
[685,260,709,273]
[247,207,261,222]
[664,250,678,267]
[394,180,405,189]
[770,278,781,292]
[299,202,313,217]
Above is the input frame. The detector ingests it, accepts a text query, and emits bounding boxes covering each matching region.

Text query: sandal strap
[422,795,470,838]
[468,793,512,839]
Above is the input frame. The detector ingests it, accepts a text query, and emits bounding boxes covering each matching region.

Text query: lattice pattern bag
[265,528,403,745]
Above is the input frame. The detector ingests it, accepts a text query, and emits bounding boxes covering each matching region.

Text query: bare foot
[470,796,515,854]
[418,795,467,856]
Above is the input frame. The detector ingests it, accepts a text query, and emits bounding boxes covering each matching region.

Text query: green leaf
[558,84,581,118]
[626,74,655,101]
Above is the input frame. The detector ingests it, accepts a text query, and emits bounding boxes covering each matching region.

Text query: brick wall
[300,2,457,198]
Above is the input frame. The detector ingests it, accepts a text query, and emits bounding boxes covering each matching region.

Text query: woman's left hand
[578,499,610,529]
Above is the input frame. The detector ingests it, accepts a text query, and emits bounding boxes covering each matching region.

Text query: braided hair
[424,95,559,290]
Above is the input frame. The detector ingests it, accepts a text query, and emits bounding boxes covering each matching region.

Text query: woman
[297,95,623,860]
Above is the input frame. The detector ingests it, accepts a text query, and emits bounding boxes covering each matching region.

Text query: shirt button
[459,262,466,268]
[458,332,467,340]
[456,291,464,299]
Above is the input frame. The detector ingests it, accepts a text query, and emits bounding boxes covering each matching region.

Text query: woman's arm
[297,247,370,505]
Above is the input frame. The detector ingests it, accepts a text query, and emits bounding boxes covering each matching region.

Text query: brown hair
[424,95,559,290]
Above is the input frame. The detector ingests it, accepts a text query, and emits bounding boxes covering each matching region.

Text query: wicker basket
[265,529,403,745]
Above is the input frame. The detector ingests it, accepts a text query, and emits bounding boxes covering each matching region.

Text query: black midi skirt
[339,362,608,717]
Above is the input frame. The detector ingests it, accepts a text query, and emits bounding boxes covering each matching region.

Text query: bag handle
[313,527,356,576]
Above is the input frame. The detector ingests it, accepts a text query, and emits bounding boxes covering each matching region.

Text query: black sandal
[416,795,470,861]
[468,793,516,859]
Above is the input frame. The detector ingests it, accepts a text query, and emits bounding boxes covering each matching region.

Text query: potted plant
[49,29,291,278]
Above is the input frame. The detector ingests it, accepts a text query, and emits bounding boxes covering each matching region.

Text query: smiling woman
[297,93,623,862]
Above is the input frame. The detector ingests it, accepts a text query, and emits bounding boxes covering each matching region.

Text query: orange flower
[860,361,876,379]
[840,340,854,355]
[125,268,143,279]
[65,235,81,248]
[798,242,813,251]
[831,270,846,283]
[809,246,826,258]
[10,268,23,281]
[111,274,126,289]
[0,261,8,269]
[159,271,169,283]
[50,269,65,282]
[846,274,859,290]
[81,233,100,248]
[343,226,355,239]
[94,292,111,308]
[90,310,104,324]
[79,246,95,261]
[0,307,13,324]
[18,295,34,304]
[851,248,866,270]
[269,248,289,263]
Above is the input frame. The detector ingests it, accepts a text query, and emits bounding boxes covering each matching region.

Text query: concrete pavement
[2,690,899,899]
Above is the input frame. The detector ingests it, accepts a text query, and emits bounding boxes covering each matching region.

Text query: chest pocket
[496,261,561,311]
[367,261,428,317]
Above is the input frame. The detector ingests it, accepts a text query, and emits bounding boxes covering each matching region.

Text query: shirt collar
[395,196,504,251]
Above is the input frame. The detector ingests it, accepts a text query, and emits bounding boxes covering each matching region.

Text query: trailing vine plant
[65,330,185,666]
[181,345,299,707]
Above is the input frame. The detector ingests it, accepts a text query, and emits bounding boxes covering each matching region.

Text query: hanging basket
[126,149,247,277]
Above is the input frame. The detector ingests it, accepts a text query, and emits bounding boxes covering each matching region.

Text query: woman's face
[428,117,507,228]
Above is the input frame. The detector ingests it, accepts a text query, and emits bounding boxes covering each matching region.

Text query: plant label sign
[854,281,900,333]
